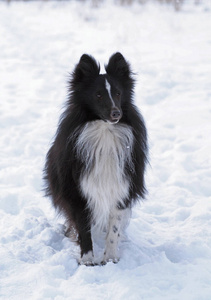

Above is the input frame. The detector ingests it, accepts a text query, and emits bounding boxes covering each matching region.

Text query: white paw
[102,252,120,265]
[78,251,95,266]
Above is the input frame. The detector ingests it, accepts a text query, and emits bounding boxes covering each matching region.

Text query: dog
[44,52,148,265]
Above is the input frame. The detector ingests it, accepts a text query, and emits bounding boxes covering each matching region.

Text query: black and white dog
[44,53,148,265]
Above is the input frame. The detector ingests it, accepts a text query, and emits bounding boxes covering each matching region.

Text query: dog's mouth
[106,119,120,125]
[101,115,122,125]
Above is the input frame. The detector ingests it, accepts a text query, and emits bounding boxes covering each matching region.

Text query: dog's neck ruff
[75,120,134,230]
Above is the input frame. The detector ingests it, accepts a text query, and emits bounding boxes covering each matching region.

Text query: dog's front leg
[75,208,94,266]
[103,207,130,264]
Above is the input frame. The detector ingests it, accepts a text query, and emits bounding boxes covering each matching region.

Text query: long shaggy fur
[76,120,134,230]
[44,52,148,265]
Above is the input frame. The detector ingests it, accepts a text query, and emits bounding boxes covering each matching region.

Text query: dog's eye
[116,92,121,97]
[96,93,102,99]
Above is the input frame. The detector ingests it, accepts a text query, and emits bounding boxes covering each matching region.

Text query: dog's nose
[110,108,121,120]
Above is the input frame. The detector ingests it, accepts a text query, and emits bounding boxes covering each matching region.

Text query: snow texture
[0,1,211,299]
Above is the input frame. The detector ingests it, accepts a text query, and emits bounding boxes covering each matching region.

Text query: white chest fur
[76,120,134,230]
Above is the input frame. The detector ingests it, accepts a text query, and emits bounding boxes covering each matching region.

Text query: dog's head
[70,52,134,124]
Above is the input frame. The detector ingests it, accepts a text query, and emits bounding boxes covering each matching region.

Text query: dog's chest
[76,120,134,228]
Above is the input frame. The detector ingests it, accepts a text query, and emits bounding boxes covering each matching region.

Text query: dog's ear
[71,54,100,87]
[105,52,133,84]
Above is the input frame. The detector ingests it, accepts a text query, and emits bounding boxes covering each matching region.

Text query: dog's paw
[101,258,120,265]
[78,251,95,266]
[102,252,120,265]
[78,251,102,266]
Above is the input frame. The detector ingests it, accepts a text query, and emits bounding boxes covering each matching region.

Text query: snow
[0,1,211,299]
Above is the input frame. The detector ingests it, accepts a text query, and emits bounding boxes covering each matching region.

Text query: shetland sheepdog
[44,53,148,265]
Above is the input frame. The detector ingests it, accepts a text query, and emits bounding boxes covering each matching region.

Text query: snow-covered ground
[0,1,211,299]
